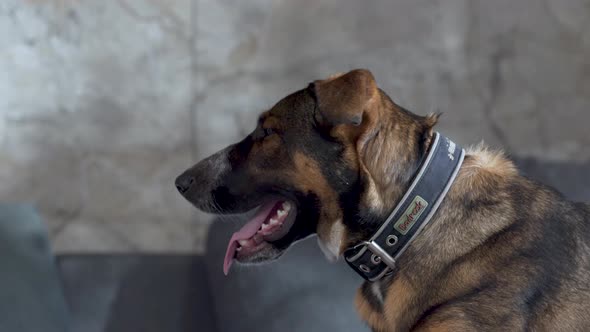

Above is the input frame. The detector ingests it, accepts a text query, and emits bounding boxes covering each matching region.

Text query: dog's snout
[175,147,234,210]
[175,173,195,194]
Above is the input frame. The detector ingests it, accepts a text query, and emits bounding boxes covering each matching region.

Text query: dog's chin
[234,242,284,265]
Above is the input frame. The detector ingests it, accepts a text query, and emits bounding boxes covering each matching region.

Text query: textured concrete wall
[1,0,589,253]
[0,1,197,252]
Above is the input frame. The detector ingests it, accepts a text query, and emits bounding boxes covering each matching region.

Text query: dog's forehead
[266,88,314,119]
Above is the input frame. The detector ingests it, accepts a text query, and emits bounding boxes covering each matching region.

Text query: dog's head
[176,69,437,274]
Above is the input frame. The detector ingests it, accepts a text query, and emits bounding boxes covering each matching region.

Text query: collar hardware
[344,132,465,282]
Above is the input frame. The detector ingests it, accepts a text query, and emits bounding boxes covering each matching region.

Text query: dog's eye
[262,128,275,137]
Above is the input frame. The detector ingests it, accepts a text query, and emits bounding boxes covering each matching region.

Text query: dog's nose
[175,174,195,194]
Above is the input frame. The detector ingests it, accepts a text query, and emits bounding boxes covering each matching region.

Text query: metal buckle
[347,240,396,270]
[346,240,396,281]
[366,240,396,270]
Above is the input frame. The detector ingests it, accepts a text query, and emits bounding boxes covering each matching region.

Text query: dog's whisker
[211,196,223,214]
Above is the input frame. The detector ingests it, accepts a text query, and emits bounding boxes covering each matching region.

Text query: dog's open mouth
[223,199,297,275]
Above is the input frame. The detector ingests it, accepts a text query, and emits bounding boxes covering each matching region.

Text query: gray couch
[0,205,368,332]
[1,158,589,332]
[58,225,368,332]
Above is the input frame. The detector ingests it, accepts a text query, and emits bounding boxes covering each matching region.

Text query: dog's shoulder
[449,143,519,205]
[463,143,517,177]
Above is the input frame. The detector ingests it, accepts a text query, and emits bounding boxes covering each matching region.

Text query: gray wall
[1,0,589,253]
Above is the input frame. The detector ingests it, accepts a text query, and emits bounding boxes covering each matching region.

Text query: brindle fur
[177,69,590,331]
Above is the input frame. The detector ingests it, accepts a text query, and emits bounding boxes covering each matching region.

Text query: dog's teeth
[270,218,279,225]
[238,240,249,246]
[282,202,291,212]
[277,209,286,218]
[236,246,242,252]
[260,223,269,230]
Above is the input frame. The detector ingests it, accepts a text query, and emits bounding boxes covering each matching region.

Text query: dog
[176,69,590,331]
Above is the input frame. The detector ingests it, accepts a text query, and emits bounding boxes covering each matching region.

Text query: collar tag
[394,195,428,235]
[344,132,465,281]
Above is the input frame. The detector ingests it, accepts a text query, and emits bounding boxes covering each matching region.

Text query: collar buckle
[348,240,396,281]
[366,240,396,270]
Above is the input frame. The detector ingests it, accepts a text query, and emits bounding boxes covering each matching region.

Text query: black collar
[344,132,465,281]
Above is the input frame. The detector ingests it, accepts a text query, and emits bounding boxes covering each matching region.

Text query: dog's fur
[177,69,590,331]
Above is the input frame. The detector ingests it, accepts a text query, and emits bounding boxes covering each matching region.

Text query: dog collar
[344,132,465,281]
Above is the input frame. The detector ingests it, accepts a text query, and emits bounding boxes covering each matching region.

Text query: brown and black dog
[176,69,590,331]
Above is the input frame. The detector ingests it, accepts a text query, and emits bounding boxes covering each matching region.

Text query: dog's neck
[346,94,522,330]
[347,122,465,283]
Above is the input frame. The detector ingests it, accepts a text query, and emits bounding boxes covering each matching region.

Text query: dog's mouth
[223,199,297,275]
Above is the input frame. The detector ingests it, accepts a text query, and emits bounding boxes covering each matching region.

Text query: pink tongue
[223,201,279,275]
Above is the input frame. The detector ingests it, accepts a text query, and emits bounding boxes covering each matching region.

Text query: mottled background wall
[1,0,589,253]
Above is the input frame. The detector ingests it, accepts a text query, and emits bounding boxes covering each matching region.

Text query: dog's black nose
[175,174,195,194]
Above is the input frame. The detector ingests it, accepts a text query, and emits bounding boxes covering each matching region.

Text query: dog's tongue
[223,201,278,275]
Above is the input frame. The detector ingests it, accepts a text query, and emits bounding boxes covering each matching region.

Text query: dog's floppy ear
[311,69,378,126]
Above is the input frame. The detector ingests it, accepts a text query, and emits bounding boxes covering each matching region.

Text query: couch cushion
[57,255,217,332]
[0,204,70,332]
[514,158,590,202]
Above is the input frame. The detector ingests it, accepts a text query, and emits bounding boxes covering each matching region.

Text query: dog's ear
[311,69,378,126]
